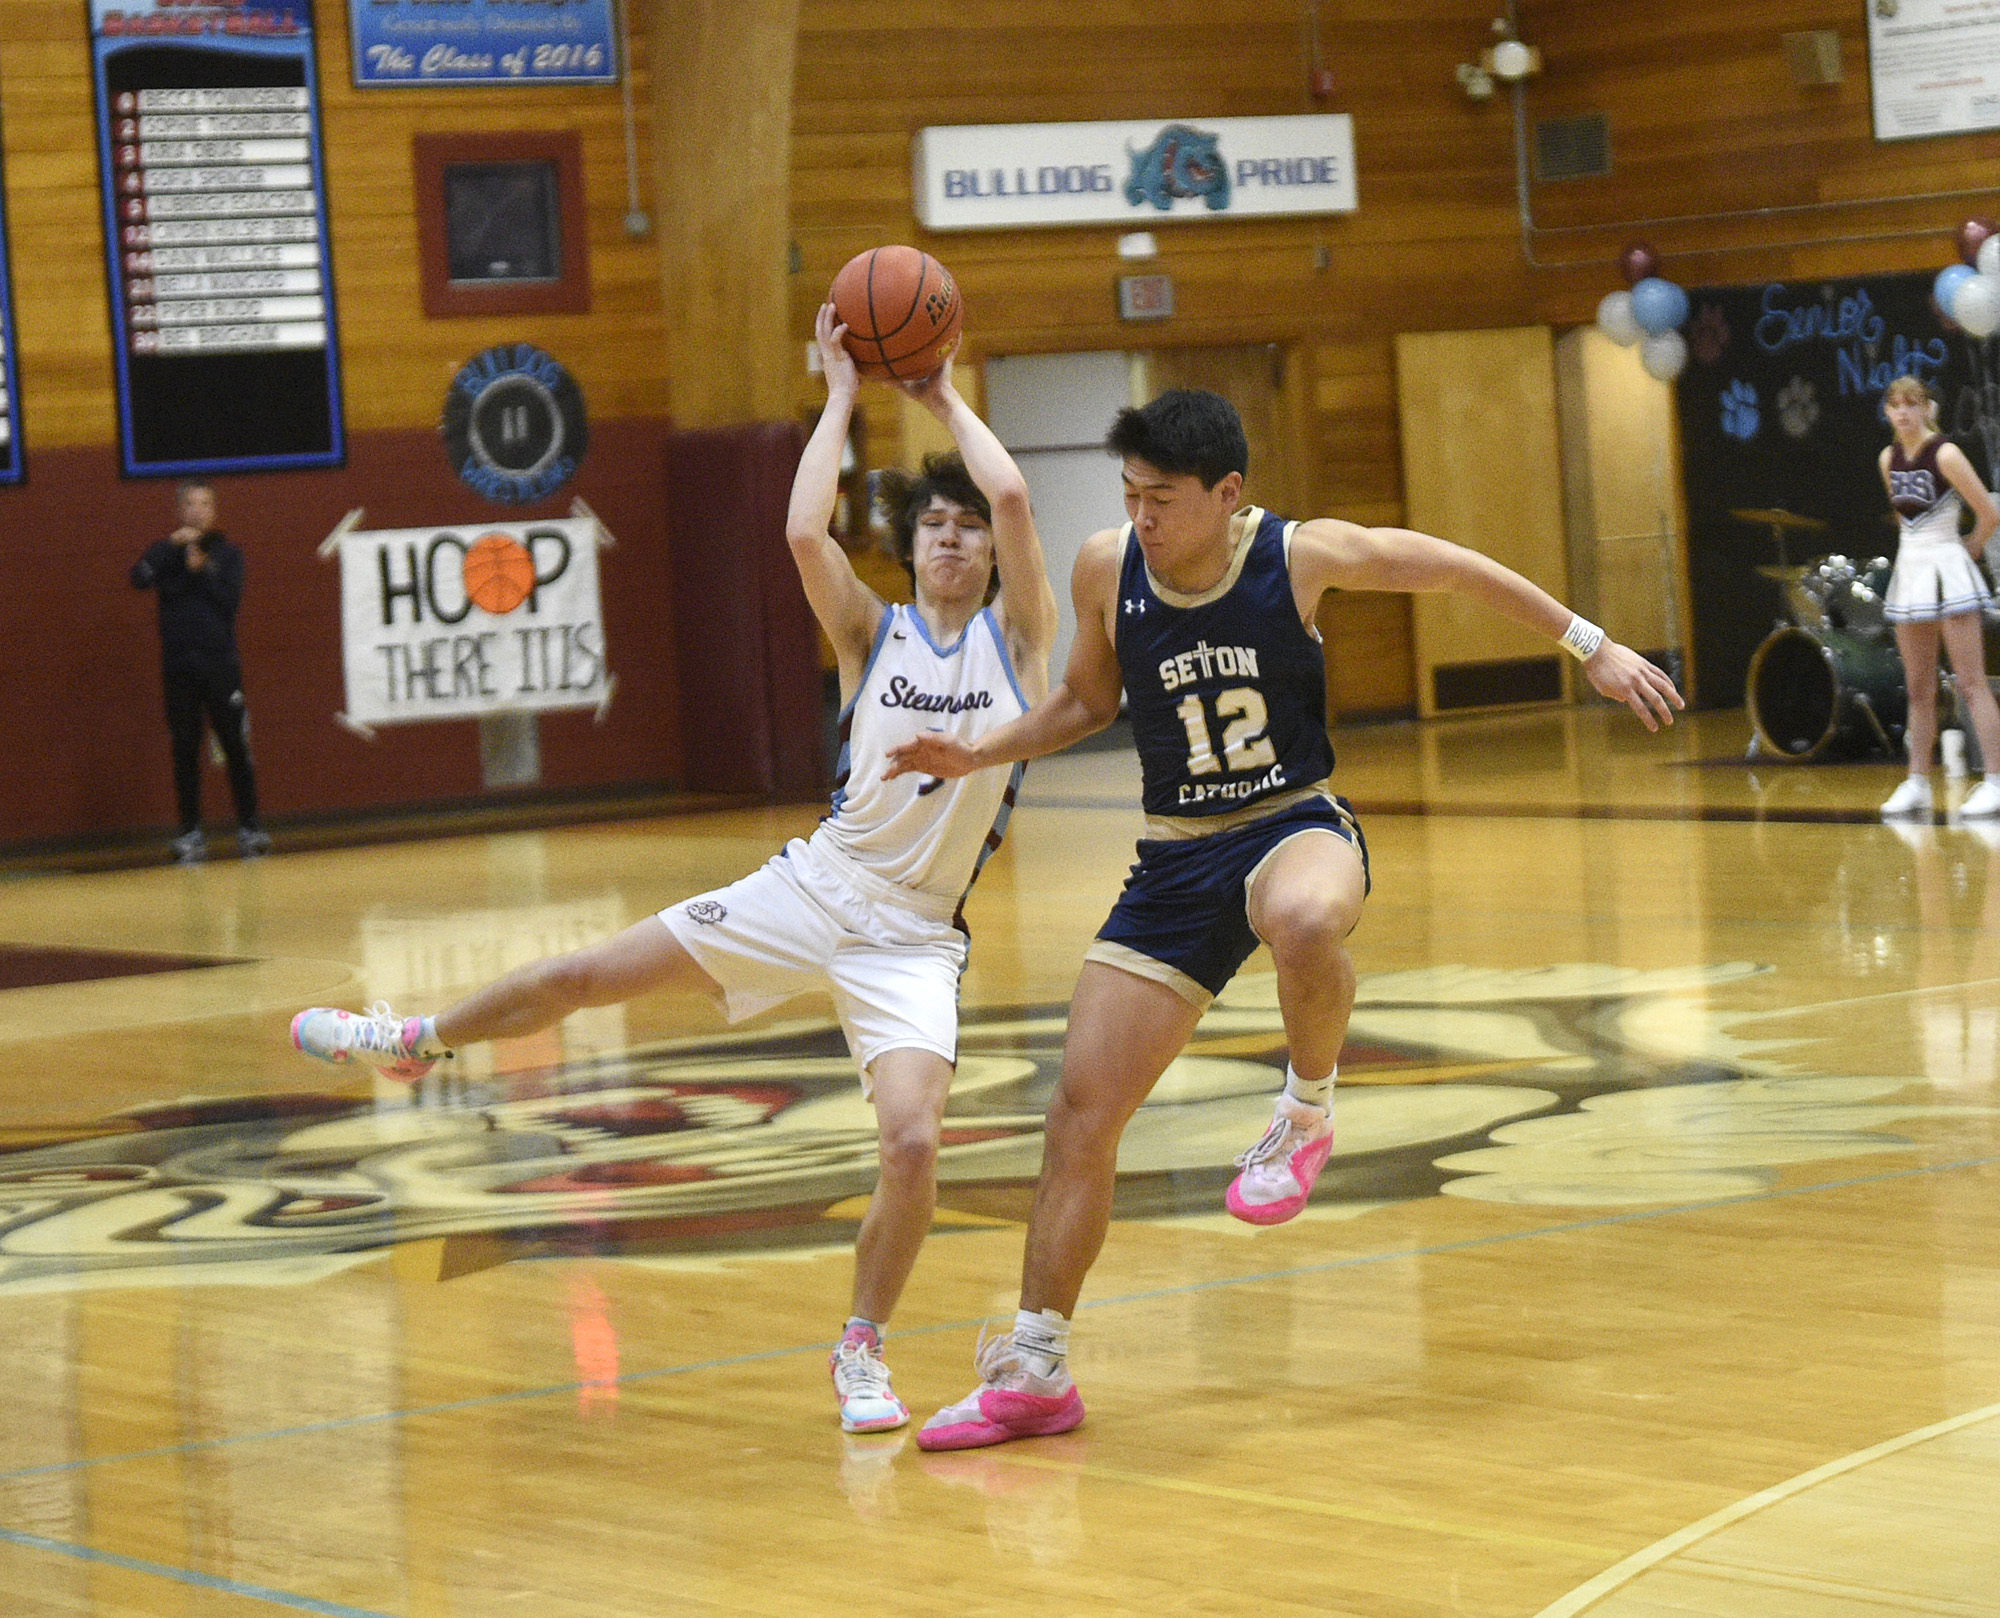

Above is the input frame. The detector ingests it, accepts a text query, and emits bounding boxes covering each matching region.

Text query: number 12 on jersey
[1176,686,1278,775]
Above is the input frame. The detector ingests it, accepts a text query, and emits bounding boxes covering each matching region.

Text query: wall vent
[1532,114,1611,182]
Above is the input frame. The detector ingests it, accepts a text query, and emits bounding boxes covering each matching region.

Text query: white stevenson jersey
[812,603,1028,915]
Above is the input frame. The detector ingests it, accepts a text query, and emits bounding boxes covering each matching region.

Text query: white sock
[411,1016,452,1059]
[1987,772,2000,787]
[1013,1307,1069,1374]
[1283,1062,1335,1110]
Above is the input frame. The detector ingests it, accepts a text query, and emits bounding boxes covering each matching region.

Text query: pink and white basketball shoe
[290,1002,437,1083]
[1225,1094,1334,1225]
[916,1329,1084,1452]
[830,1324,909,1434]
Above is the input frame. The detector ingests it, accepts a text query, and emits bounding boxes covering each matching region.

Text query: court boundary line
[1527,1399,2000,1618]
[0,1150,1992,1491]
[0,1524,397,1618]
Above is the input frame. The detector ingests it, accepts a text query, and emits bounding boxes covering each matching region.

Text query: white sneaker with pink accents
[830,1324,909,1434]
[290,1002,438,1083]
[1225,1094,1334,1225]
[917,1330,1084,1452]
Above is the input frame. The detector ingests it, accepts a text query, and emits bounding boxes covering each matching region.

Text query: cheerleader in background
[1878,375,2000,819]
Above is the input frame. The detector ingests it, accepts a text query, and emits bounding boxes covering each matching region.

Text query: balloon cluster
[1595,243,1689,381]
[1934,217,2000,339]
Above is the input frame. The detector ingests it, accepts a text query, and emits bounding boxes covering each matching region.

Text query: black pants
[163,662,259,834]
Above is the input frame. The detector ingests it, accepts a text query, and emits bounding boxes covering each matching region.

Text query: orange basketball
[829,245,963,381]
[464,533,536,615]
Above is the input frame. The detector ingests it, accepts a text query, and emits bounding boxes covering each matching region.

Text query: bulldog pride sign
[913,115,1357,231]
[336,518,608,727]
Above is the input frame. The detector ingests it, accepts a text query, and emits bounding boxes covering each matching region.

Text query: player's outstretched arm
[785,304,887,674]
[886,530,1125,779]
[901,357,1058,692]
[1291,518,1685,732]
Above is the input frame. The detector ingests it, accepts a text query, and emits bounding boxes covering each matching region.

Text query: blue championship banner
[90,0,344,476]
[0,106,23,485]
[348,0,618,87]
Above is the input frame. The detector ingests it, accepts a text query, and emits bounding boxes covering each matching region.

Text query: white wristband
[1560,614,1605,661]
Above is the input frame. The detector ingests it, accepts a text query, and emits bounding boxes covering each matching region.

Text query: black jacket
[130,531,244,668]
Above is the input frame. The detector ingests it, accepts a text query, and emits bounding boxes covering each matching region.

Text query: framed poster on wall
[348,0,618,87]
[89,0,344,476]
[1867,0,2000,140]
[0,108,24,486]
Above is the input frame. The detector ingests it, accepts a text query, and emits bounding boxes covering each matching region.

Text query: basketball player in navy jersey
[886,388,1681,1449]
[291,305,1057,1436]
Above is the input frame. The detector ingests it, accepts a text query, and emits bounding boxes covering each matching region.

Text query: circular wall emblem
[441,343,589,505]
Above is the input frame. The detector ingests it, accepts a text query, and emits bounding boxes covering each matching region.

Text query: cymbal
[1754,565,1810,581]
[1731,507,1830,530]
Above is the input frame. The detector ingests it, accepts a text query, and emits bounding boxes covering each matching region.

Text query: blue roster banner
[349,0,618,87]
[90,0,345,477]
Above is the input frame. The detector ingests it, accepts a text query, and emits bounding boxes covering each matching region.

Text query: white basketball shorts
[659,835,966,1091]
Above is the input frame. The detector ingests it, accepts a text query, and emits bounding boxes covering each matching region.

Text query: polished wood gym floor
[1,706,1996,1617]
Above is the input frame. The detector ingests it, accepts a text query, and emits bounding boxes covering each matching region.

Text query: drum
[1825,556,1892,641]
[1747,624,1907,761]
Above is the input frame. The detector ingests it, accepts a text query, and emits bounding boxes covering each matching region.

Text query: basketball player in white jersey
[291,302,1057,1434]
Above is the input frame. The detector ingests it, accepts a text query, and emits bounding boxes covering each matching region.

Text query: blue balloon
[1936,263,1978,316]
[1631,277,1690,335]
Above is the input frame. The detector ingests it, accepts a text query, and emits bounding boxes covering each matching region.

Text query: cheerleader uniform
[1884,434,1993,623]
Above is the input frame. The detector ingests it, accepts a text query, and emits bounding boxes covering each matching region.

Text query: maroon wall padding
[0,418,682,847]
[663,421,826,797]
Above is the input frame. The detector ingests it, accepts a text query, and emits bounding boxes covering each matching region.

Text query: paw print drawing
[1776,377,1819,440]
[1721,379,1760,442]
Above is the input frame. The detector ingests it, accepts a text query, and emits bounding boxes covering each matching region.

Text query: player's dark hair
[1105,389,1249,489]
[876,451,999,601]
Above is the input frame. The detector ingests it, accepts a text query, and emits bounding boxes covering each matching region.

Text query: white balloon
[1954,273,2000,339]
[1597,290,1643,347]
[1640,329,1688,382]
[1981,236,2000,278]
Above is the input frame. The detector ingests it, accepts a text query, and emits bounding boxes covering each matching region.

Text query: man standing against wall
[129,480,270,862]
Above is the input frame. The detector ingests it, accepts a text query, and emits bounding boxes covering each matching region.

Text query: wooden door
[1395,327,1572,717]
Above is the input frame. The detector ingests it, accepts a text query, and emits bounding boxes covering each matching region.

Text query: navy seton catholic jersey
[1115,506,1334,820]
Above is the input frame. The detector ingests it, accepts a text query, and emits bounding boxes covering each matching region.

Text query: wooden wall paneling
[1517,0,2000,320]
[0,0,671,449]
[1396,326,1571,717]
[652,0,801,427]
[789,0,1529,721]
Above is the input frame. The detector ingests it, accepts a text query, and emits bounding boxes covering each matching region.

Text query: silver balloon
[1953,273,2000,339]
[1640,329,1688,381]
[1597,290,1643,347]
[1980,235,2000,278]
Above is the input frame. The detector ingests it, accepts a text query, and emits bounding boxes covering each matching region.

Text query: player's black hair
[1104,388,1249,489]
[876,451,999,601]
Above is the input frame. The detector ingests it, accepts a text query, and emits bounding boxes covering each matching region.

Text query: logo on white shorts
[685,900,726,925]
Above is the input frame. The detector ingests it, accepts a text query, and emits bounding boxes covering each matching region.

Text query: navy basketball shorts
[1084,796,1369,1010]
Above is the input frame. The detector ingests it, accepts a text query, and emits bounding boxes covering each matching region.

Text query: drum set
[1738,506,2000,764]
[1745,553,1906,761]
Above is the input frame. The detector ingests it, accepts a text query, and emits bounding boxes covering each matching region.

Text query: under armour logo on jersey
[1123,598,1148,616]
